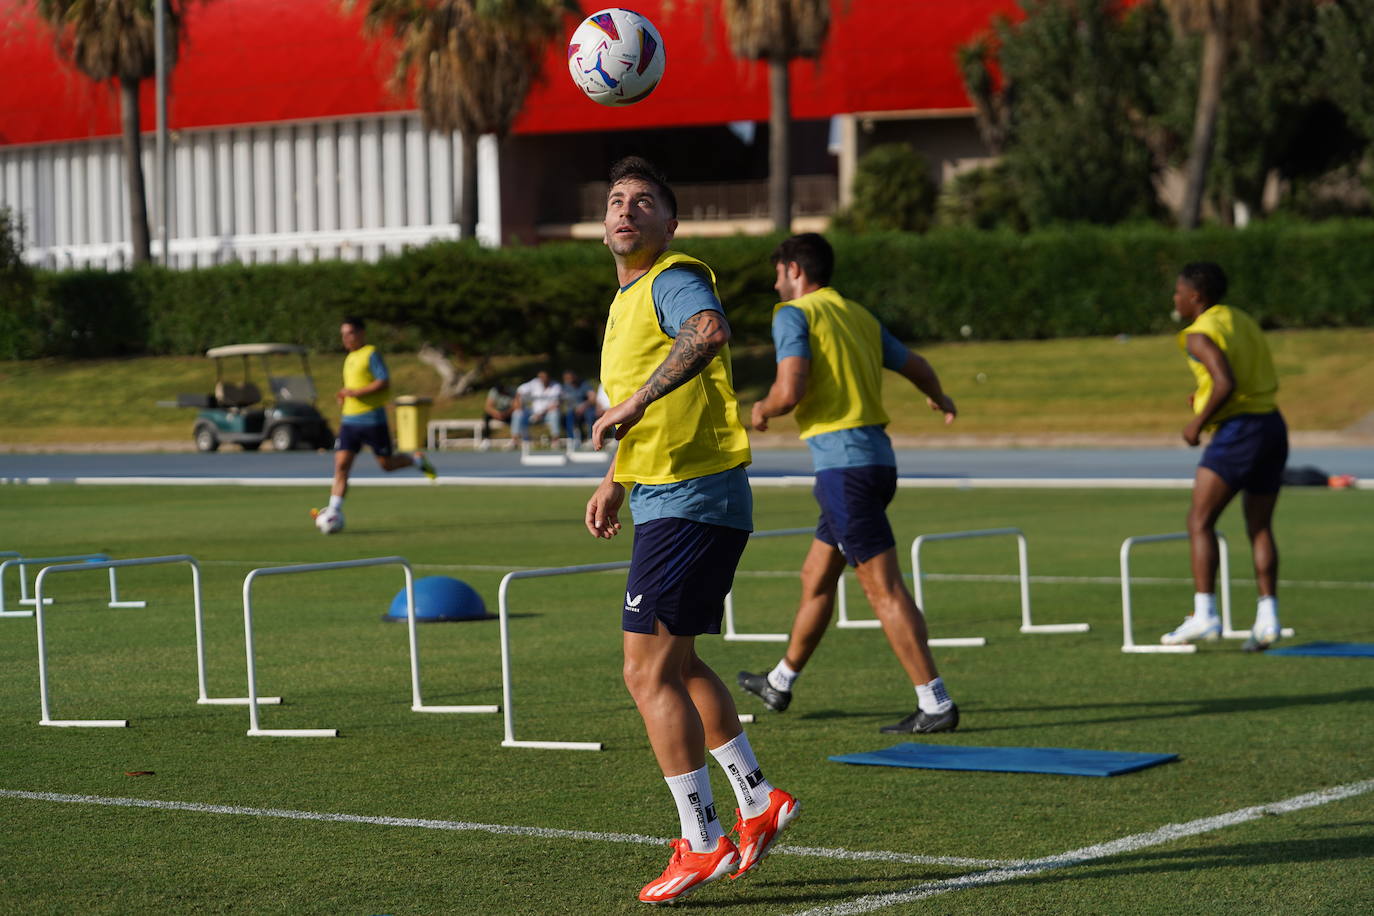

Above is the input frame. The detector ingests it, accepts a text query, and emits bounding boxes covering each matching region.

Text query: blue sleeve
[880,326,908,372]
[772,306,811,361]
[369,351,390,382]
[651,266,722,337]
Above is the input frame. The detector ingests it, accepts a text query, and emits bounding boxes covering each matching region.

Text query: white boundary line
[0,788,1006,869]
[783,778,1374,916]
[1,475,1208,489]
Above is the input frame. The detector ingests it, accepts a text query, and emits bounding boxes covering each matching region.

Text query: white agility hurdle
[242,556,499,738]
[497,560,767,751]
[32,555,278,728]
[723,528,831,642]
[1,553,145,617]
[498,561,627,750]
[1119,532,1294,653]
[912,527,1090,645]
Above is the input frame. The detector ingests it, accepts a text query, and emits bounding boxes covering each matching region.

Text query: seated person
[560,369,599,445]
[483,380,518,447]
[511,369,563,446]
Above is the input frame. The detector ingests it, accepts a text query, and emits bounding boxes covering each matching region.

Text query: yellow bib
[600,252,751,485]
[778,287,890,438]
[1178,305,1278,429]
[342,344,390,416]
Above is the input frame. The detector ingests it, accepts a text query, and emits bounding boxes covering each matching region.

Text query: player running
[737,232,961,734]
[311,316,435,527]
[585,156,799,905]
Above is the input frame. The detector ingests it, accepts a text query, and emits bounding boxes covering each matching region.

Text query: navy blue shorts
[335,422,394,457]
[1200,411,1288,494]
[813,465,898,567]
[622,518,751,636]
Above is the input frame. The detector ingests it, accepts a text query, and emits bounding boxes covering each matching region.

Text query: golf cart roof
[205,343,309,359]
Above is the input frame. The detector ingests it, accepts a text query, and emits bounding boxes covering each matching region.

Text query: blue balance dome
[383,576,490,622]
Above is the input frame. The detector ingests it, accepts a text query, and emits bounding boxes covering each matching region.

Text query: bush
[833,144,938,234]
[3,221,1373,361]
[935,163,1030,232]
[0,208,39,359]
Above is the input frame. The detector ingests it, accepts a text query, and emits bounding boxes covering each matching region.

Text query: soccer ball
[315,506,344,535]
[567,8,666,106]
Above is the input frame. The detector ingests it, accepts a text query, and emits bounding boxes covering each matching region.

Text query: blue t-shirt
[771,305,907,471]
[621,265,752,531]
[341,351,390,426]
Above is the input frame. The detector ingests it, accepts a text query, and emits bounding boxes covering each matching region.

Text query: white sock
[1193,592,1218,619]
[915,676,953,714]
[1255,595,1279,630]
[664,767,723,852]
[767,659,799,693]
[709,733,774,819]
[328,494,344,510]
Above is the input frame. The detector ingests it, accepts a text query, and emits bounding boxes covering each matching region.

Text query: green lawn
[2,483,1371,913]
[2,328,1372,445]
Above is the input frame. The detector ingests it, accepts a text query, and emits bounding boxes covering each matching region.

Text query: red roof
[0,0,1021,148]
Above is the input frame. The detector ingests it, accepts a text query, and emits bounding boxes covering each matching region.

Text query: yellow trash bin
[393,396,433,453]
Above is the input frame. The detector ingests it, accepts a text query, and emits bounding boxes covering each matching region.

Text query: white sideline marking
[784,778,1374,916]
[0,789,1007,869]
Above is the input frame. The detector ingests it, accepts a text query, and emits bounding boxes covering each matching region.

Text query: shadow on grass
[964,687,1374,732]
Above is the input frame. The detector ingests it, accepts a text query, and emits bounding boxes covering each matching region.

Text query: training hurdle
[242,556,499,738]
[912,527,1090,646]
[1,553,145,617]
[497,559,767,751]
[1119,532,1295,653]
[33,555,278,728]
[498,561,628,751]
[723,528,833,642]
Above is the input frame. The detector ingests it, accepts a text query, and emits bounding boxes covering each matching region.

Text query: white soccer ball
[567,8,666,107]
[315,506,344,535]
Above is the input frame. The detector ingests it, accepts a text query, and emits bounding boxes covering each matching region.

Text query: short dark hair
[770,233,835,286]
[341,315,367,331]
[1178,262,1228,305]
[608,156,677,218]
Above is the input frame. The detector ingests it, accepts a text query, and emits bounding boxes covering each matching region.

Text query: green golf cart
[179,343,334,452]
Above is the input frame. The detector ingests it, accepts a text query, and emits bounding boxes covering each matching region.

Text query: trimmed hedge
[6,220,1373,360]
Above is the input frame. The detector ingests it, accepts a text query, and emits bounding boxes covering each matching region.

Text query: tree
[960,0,1171,228]
[353,0,576,241]
[719,0,830,232]
[32,0,185,265]
[1161,0,1261,228]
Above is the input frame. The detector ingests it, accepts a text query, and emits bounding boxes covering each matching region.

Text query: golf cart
[178,343,334,452]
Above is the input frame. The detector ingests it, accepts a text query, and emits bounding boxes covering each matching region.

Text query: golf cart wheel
[193,424,220,453]
[269,424,298,451]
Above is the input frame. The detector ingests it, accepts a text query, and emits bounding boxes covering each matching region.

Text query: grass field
[2,482,1372,914]
[3,327,1373,445]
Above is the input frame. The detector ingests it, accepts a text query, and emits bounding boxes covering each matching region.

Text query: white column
[429,131,454,227]
[477,133,501,247]
[405,116,429,228]
[316,122,339,260]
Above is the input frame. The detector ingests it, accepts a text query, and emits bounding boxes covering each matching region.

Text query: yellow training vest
[1178,304,1278,430]
[342,344,390,417]
[778,287,890,439]
[600,252,751,485]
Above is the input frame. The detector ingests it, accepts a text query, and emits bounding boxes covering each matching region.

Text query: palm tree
[353,0,576,241]
[720,0,831,232]
[33,0,183,265]
[1162,0,1262,228]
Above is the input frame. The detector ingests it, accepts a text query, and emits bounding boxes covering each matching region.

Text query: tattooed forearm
[638,310,730,404]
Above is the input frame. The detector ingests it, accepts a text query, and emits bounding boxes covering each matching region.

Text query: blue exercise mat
[829,744,1178,777]
[1266,641,1374,658]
